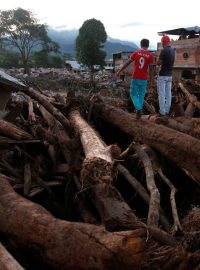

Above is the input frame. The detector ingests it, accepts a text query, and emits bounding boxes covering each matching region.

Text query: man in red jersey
[116,39,154,119]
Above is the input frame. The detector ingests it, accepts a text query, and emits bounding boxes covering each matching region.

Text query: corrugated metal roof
[0,70,26,90]
[158,26,200,36]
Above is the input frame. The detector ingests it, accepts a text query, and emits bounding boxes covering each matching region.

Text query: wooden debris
[93,103,200,183]
[0,242,24,270]
[68,110,114,187]
[179,82,200,110]
[0,119,32,140]
[0,69,200,269]
[0,173,151,270]
[147,115,200,139]
[22,87,71,132]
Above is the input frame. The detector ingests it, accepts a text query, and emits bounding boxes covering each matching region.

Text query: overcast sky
[1,0,199,49]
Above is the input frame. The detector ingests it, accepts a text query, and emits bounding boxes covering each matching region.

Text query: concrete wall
[157,37,200,80]
[157,38,200,67]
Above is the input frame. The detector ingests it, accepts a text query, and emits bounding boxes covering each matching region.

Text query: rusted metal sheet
[0,70,27,90]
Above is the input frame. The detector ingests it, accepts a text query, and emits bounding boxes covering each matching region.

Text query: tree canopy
[75,18,107,73]
[0,8,60,73]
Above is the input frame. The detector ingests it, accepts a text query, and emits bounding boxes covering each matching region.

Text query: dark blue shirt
[159,46,175,76]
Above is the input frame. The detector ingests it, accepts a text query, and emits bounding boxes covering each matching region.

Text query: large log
[0,243,24,270]
[68,110,140,230]
[147,115,200,139]
[67,110,174,232]
[179,83,200,110]
[68,110,114,186]
[93,103,200,183]
[0,119,32,140]
[89,183,143,231]
[0,173,149,270]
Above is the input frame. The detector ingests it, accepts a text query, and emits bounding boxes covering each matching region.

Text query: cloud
[117,22,143,28]
[54,24,68,30]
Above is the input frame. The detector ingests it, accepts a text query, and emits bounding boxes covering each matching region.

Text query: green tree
[0,8,60,74]
[0,51,21,68]
[32,51,63,68]
[76,18,107,81]
[48,55,63,68]
[32,51,49,68]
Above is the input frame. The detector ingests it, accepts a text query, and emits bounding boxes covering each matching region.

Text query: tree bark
[19,92,36,123]
[0,173,150,270]
[93,103,200,183]
[179,83,200,110]
[185,102,195,117]
[0,119,32,140]
[68,110,139,230]
[22,88,71,132]
[0,243,24,270]
[147,115,200,139]
[39,105,72,164]
[133,143,160,227]
[68,110,114,187]
[89,183,143,231]
[117,163,170,230]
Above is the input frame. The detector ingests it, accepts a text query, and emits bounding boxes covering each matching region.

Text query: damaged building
[157,26,200,81]
[112,50,156,83]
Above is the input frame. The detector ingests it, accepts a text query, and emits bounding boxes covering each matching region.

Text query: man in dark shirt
[157,35,175,116]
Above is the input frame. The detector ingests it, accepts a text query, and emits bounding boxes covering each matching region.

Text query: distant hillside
[48,28,138,59]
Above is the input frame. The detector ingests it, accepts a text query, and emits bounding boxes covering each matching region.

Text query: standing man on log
[116,39,154,119]
[157,35,175,116]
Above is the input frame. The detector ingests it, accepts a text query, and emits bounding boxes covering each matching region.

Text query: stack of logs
[0,81,200,270]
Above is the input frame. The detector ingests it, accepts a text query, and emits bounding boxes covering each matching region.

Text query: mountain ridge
[48,28,139,59]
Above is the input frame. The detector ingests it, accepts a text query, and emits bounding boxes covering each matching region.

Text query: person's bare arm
[157,59,162,66]
[156,58,162,75]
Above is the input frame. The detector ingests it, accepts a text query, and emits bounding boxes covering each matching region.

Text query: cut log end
[80,157,113,187]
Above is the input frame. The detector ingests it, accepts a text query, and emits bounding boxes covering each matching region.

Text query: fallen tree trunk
[0,242,24,270]
[0,173,150,270]
[0,119,32,140]
[89,183,143,231]
[68,110,114,186]
[68,110,139,230]
[147,115,200,139]
[179,83,200,110]
[67,110,173,232]
[92,103,200,183]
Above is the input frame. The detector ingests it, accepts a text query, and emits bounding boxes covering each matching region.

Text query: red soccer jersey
[130,49,154,80]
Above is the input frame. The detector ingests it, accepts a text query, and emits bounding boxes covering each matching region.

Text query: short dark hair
[140,39,149,48]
